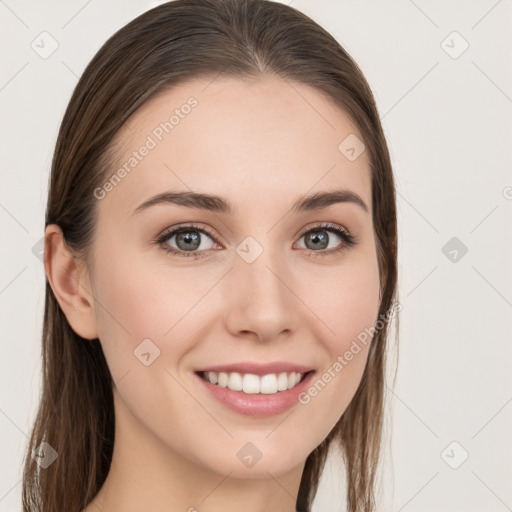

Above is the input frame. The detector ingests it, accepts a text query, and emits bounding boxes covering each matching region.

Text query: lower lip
[195,371,315,418]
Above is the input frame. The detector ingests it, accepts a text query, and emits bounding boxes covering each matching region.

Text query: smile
[198,370,308,395]
[194,369,316,417]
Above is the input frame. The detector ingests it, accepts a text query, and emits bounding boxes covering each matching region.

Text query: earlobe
[44,224,99,340]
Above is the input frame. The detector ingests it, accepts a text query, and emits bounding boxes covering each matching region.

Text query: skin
[45,76,381,512]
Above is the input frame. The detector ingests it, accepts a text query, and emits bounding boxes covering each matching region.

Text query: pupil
[177,231,200,251]
[306,230,328,250]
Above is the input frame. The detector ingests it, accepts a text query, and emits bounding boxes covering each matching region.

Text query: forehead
[102,76,371,217]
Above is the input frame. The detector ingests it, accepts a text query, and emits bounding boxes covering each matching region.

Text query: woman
[22,1,399,511]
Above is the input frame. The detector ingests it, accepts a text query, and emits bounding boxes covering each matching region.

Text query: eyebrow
[132,188,369,216]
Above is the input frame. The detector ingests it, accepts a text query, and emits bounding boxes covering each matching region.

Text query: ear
[44,224,99,340]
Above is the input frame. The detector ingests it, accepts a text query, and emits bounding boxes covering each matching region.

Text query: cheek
[88,243,169,377]
[325,253,381,377]
[89,244,218,377]
[300,247,381,350]
[292,249,381,428]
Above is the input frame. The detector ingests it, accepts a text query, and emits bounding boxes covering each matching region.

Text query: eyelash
[155,222,357,259]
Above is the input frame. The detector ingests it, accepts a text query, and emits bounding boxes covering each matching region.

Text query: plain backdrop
[1,1,511,511]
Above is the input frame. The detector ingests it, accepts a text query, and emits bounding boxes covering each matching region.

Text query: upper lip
[195,361,315,377]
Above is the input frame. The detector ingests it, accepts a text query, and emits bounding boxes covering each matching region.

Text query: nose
[223,246,299,343]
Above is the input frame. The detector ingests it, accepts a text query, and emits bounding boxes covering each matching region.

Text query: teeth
[228,372,243,391]
[243,373,260,394]
[218,372,228,387]
[203,371,305,394]
[277,372,289,391]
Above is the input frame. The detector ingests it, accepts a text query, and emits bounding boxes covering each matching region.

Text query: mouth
[194,369,315,395]
[193,367,316,417]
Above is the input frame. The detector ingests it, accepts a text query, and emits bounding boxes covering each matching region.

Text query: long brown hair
[22,1,399,511]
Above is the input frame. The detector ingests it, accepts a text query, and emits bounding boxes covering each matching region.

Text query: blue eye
[156,222,357,259]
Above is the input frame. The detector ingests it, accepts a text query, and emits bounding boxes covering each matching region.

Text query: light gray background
[1,1,511,511]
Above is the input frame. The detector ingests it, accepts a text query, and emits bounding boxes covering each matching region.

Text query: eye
[156,223,218,259]
[155,221,357,259]
[295,222,357,256]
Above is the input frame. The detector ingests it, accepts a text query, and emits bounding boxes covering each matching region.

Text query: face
[84,76,380,479]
